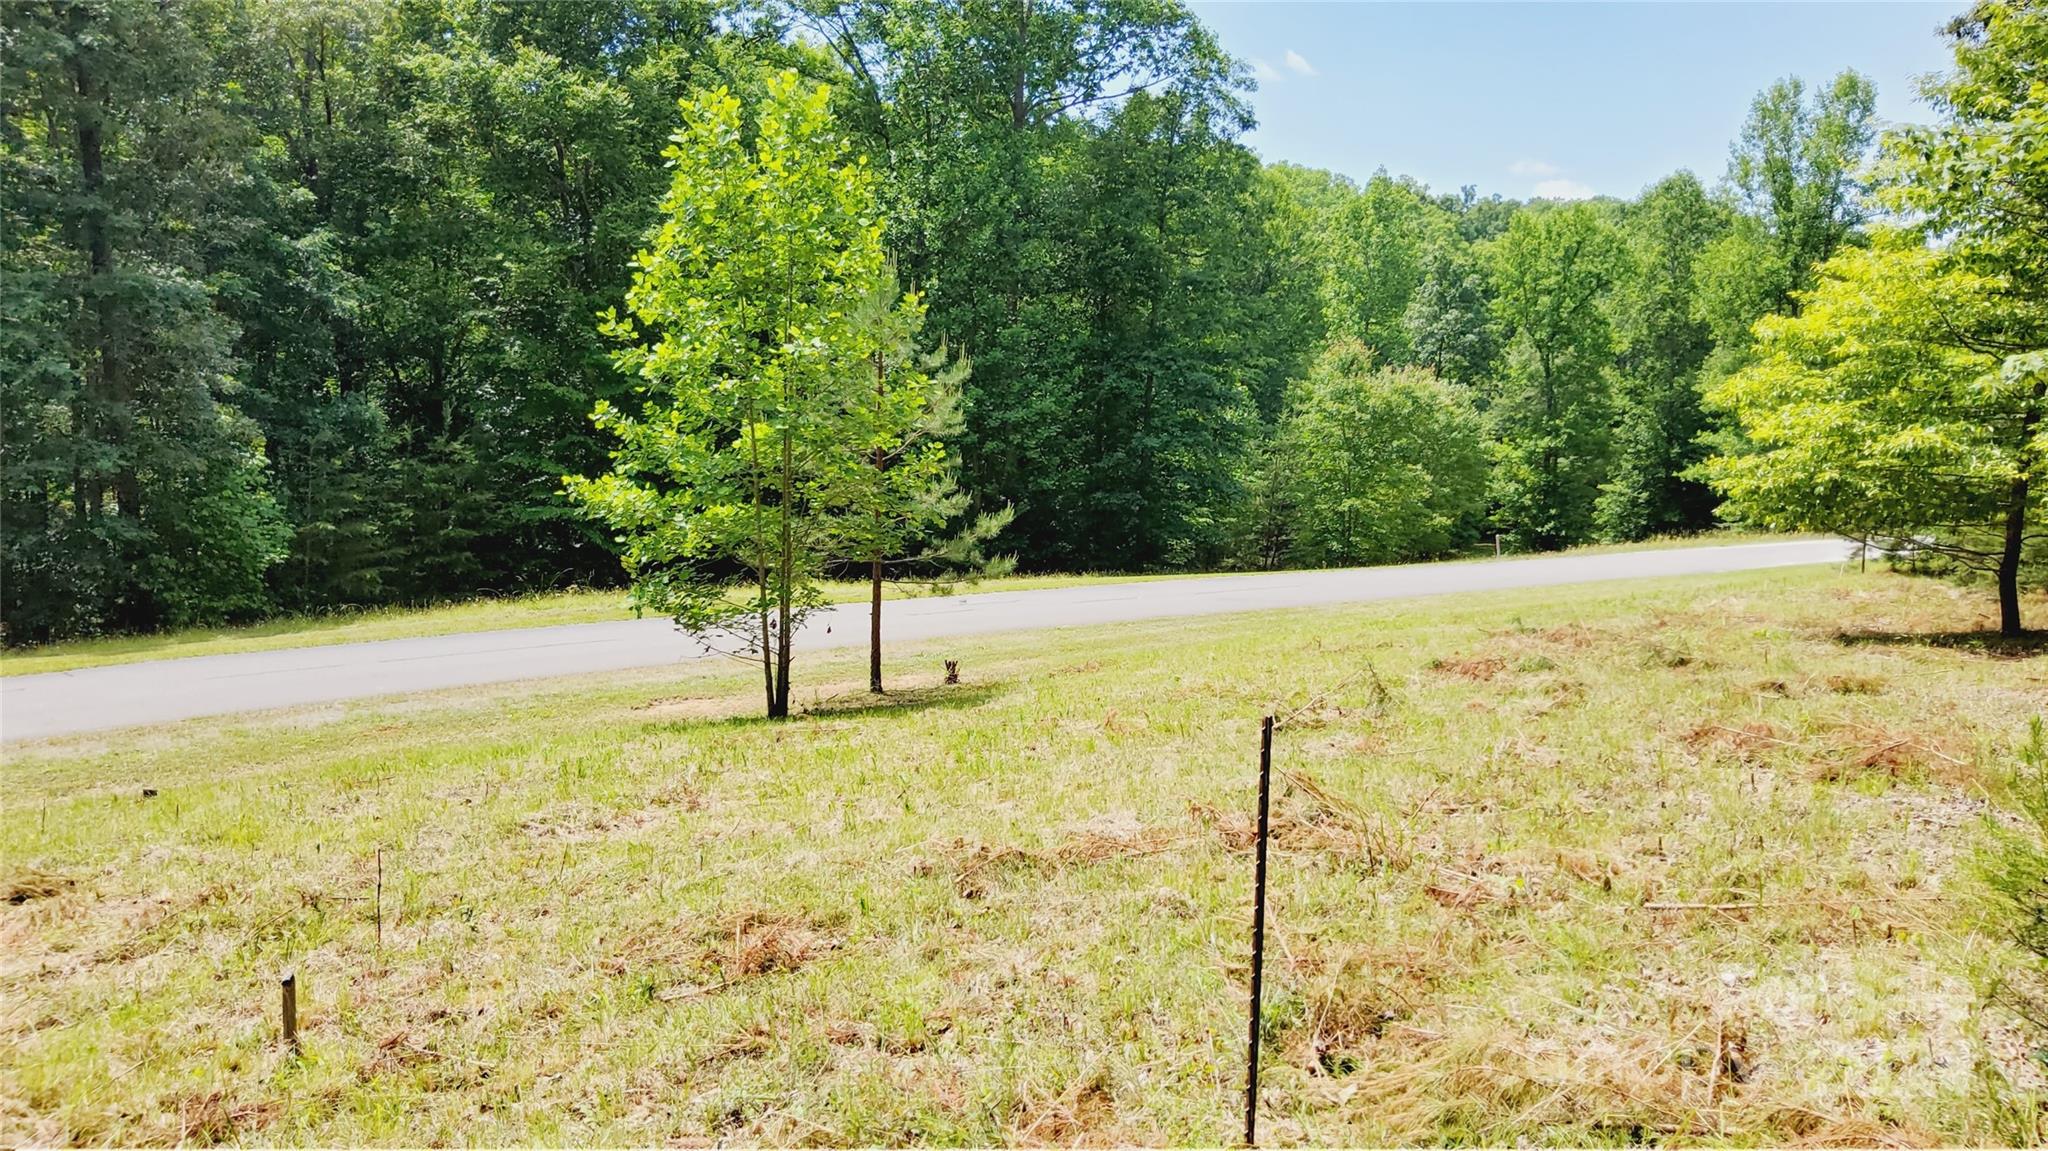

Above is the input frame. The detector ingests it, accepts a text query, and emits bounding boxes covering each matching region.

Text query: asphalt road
[1,539,1852,742]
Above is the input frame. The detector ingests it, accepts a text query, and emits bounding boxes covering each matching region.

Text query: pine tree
[841,270,1011,694]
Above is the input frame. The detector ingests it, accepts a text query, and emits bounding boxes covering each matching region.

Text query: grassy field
[0,532,1819,678]
[5,565,2040,1146]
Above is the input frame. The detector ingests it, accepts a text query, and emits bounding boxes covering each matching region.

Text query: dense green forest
[2,0,2040,641]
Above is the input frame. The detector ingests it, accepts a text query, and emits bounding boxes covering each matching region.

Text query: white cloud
[1509,159,1562,178]
[1532,179,1596,201]
[1283,50,1317,77]
[1250,57,1282,83]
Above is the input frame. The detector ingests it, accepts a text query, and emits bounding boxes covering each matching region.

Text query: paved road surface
[1,539,1851,742]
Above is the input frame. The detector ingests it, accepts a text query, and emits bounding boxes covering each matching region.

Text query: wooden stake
[1244,714,1275,1146]
[281,972,299,1052]
[374,847,383,952]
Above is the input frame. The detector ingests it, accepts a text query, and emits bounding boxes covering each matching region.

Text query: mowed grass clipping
[4,567,2044,1146]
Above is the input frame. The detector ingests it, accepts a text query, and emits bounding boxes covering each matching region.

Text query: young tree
[1486,203,1627,549]
[1703,239,2043,635]
[1269,340,1488,566]
[566,72,888,718]
[840,270,1011,694]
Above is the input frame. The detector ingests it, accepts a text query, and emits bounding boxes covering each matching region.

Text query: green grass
[10,564,2031,1147]
[0,531,1817,678]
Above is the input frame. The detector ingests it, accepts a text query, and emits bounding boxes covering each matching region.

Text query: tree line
[3,0,2039,643]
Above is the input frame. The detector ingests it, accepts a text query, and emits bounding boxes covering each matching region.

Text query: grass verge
[0,574,1199,678]
[0,532,1817,678]
[6,564,2035,1145]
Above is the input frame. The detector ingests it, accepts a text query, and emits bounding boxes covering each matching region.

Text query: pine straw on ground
[2,567,2045,1146]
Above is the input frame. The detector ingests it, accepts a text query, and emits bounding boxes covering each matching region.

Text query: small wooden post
[1244,714,1275,1146]
[1493,533,1502,558]
[374,847,384,952]
[281,972,299,1052]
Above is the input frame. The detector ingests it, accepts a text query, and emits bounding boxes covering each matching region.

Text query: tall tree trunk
[870,348,886,694]
[2000,376,2043,637]
[69,12,142,622]
[2001,473,2028,637]
[1009,0,1033,129]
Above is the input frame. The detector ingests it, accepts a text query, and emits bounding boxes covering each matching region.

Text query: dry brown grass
[4,868,73,905]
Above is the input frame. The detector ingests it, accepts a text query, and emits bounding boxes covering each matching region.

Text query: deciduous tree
[566,73,886,717]
[1267,340,1487,566]
[1486,203,1626,549]
[1728,70,1876,307]
[1,0,290,640]
[1877,0,2048,635]
[1597,172,1730,539]
[1704,240,2042,635]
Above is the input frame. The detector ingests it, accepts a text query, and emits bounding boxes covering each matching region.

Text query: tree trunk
[869,348,887,694]
[69,12,143,625]
[750,428,773,716]
[1009,0,1033,129]
[769,624,791,719]
[2002,375,2044,638]
[772,424,795,718]
[74,53,136,526]
[2000,471,2029,637]
[761,607,778,717]
[869,553,884,693]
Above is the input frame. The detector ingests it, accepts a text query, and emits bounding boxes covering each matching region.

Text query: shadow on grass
[1834,628,2048,660]
[640,680,1007,734]
[799,680,1004,719]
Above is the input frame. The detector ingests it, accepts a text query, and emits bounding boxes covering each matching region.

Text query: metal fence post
[1244,714,1275,1146]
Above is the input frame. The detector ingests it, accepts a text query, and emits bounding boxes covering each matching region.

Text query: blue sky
[1187,2,1964,200]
